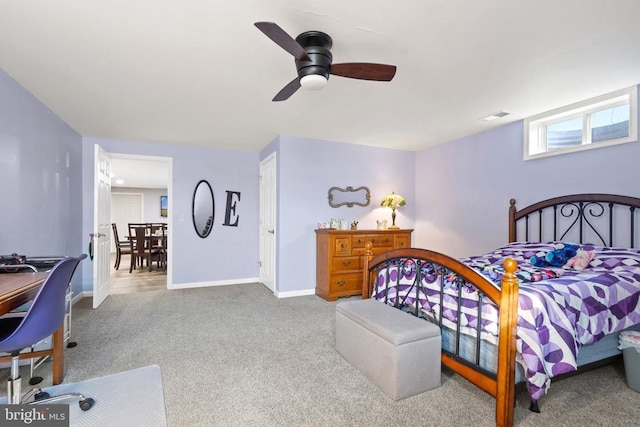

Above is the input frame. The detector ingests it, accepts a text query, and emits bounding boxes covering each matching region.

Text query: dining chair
[0,254,94,410]
[148,223,167,269]
[128,223,162,273]
[111,223,131,270]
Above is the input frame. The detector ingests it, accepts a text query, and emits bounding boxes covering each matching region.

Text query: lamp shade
[380,193,406,210]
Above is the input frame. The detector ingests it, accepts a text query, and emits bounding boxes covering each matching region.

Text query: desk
[0,272,65,385]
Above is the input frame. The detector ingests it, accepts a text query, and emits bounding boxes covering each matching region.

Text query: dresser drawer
[331,256,361,272]
[329,273,362,293]
[352,246,393,256]
[394,234,411,249]
[352,234,394,249]
[333,237,352,256]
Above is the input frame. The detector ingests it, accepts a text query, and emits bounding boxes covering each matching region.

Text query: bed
[361,194,640,427]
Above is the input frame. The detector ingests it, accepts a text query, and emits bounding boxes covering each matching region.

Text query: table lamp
[380,192,406,229]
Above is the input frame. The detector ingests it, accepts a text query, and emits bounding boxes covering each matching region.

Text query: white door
[111,193,143,251]
[259,153,276,292]
[93,145,111,308]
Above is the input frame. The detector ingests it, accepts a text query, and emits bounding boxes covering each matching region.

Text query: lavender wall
[414,85,640,258]
[81,138,259,291]
[0,68,85,293]
[263,135,416,295]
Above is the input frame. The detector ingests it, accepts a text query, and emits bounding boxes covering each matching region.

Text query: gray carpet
[1,284,639,426]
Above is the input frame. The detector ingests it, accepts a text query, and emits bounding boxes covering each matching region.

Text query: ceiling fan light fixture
[300,74,328,90]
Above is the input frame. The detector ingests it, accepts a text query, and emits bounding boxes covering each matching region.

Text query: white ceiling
[1,1,640,155]
[110,156,169,189]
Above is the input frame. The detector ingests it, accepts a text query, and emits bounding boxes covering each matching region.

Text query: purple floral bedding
[370,242,640,403]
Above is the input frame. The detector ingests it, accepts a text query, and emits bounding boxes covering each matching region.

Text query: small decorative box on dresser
[315,229,413,301]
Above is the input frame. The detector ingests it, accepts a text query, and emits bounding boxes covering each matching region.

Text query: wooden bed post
[361,242,373,299]
[508,199,517,243]
[495,258,519,427]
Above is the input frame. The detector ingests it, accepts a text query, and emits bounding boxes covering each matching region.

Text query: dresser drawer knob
[336,281,346,286]
[342,260,351,266]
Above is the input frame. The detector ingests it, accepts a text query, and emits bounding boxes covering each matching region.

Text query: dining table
[0,272,66,385]
[127,224,168,272]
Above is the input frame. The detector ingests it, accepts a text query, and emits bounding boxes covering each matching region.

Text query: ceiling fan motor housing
[254,22,396,100]
[295,31,333,80]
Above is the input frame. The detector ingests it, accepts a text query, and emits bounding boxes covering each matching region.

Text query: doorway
[107,153,172,294]
[259,152,276,293]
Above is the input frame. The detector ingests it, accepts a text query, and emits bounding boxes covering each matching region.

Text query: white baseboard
[74,281,316,299]
[274,288,316,298]
[169,277,260,290]
[72,291,92,304]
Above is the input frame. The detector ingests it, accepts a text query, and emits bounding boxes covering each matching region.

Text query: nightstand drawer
[331,256,361,272]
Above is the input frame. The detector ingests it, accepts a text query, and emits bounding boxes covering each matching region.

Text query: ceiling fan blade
[331,63,397,81]
[272,77,301,102]
[254,22,311,62]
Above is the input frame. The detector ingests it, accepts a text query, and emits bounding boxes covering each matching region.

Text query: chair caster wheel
[29,376,43,385]
[79,397,94,411]
[34,391,50,401]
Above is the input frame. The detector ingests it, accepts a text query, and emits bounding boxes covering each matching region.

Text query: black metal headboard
[508,194,640,248]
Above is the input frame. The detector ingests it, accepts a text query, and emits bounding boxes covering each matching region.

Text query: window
[524,86,637,160]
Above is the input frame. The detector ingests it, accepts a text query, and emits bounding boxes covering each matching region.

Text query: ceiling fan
[254,22,397,102]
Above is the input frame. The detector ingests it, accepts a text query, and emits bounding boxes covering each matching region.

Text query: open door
[93,145,111,308]
[259,153,276,292]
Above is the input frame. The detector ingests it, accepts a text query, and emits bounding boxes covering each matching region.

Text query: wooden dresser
[315,229,413,301]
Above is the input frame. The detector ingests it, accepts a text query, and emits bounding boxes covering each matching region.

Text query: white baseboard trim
[169,277,260,290]
[72,291,92,304]
[274,288,316,298]
[73,281,316,300]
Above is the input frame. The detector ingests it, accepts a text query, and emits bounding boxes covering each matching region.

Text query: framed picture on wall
[160,196,168,217]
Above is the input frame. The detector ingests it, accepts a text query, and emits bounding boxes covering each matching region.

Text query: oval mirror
[192,180,214,238]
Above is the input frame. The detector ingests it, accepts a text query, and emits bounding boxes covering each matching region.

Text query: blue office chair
[0,254,94,410]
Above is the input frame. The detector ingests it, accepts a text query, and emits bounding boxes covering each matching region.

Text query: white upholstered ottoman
[335,299,441,401]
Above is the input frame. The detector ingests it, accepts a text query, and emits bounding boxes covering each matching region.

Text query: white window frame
[524,86,638,160]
